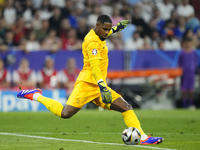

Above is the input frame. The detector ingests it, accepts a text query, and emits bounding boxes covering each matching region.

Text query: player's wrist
[97,79,103,84]
[112,20,131,33]
[111,26,118,34]
[98,81,107,91]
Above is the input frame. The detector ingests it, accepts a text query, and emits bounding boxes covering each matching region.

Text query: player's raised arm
[107,20,131,37]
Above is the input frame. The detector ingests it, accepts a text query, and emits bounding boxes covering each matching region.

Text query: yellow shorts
[66,81,121,109]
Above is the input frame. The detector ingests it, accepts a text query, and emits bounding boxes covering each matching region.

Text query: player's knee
[120,103,133,112]
[125,103,133,111]
[61,111,73,119]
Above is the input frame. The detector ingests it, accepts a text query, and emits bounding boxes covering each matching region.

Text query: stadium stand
[0,0,200,109]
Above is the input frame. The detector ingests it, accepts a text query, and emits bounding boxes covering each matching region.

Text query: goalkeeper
[17,15,163,145]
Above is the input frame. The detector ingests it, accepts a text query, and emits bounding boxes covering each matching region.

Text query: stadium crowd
[0,0,199,53]
[0,0,199,92]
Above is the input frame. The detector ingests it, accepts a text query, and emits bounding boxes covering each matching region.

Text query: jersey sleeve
[86,42,104,83]
[87,42,102,60]
[107,29,113,37]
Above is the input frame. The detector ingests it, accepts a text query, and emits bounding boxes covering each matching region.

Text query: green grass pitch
[0,109,199,150]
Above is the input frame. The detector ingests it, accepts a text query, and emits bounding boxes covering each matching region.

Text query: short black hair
[97,15,112,24]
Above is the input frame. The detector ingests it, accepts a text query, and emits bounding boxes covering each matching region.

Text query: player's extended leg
[110,97,164,145]
[17,89,80,118]
[61,105,80,118]
[110,97,145,136]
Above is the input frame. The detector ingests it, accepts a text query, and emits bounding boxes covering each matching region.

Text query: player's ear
[96,22,99,28]
[96,21,102,29]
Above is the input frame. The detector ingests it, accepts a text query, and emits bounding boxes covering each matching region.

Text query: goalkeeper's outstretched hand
[98,81,112,104]
[112,20,131,33]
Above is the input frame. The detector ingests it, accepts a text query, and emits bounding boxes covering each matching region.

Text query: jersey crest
[92,49,98,55]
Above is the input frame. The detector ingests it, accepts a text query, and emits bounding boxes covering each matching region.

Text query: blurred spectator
[67,4,84,29]
[13,17,30,45]
[31,9,42,30]
[31,0,43,9]
[2,30,16,50]
[59,18,71,41]
[61,28,81,50]
[139,0,155,23]
[75,1,87,18]
[160,20,175,37]
[106,33,124,50]
[177,0,194,18]
[146,18,158,37]
[178,37,197,108]
[87,5,101,29]
[12,58,37,89]
[61,0,73,18]
[149,30,161,49]
[186,16,200,31]
[26,31,40,52]
[131,4,147,37]
[120,2,130,17]
[0,59,11,89]
[173,17,187,39]
[163,31,181,50]
[121,13,136,42]
[22,0,34,28]
[156,0,174,20]
[84,0,95,15]
[101,1,113,17]
[50,0,65,8]
[40,0,53,20]
[0,17,8,39]
[58,58,80,95]
[183,29,198,49]
[125,31,144,51]
[77,18,89,41]
[158,39,165,50]
[2,0,17,26]
[17,38,27,51]
[41,29,61,52]
[14,1,23,17]
[168,10,178,26]
[38,56,59,89]
[152,7,165,31]
[111,7,124,26]
[141,36,152,50]
[35,20,49,41]
[49,7,63,35]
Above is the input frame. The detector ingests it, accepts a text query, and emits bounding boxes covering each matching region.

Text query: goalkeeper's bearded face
[95,22,112,41]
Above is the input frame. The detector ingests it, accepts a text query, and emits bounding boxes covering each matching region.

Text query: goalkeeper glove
[111,20,131,33]
[98,81,112,104]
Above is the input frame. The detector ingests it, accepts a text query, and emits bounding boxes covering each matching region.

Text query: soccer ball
[122,127,141,145]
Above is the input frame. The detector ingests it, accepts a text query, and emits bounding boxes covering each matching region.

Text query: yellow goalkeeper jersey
[76,29,108,84]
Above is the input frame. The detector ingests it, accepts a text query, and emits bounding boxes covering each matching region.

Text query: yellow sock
[37,95,64,117]
[122,110,145,135]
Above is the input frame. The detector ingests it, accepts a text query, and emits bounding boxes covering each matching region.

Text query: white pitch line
[0,132,177,150]
[15,132,200,136]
